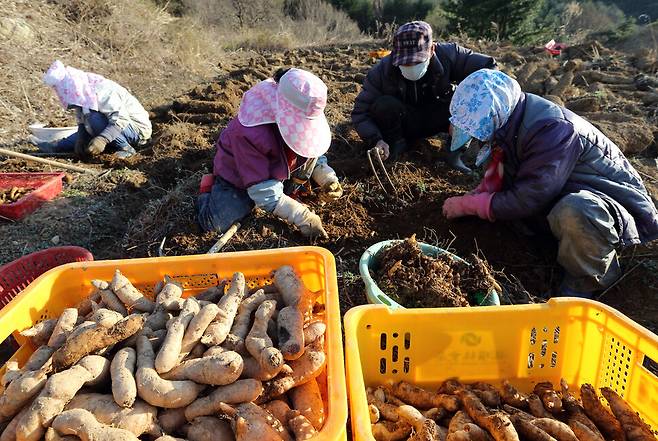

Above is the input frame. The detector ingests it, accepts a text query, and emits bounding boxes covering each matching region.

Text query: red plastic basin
[0,173,66,221]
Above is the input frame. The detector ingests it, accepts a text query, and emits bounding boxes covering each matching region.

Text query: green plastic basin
[358,240,500,309]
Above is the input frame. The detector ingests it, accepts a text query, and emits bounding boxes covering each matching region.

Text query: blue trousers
[196,177,254,233]
[55,111,140,153]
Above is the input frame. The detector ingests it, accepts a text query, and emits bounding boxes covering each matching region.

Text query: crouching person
[196,68,342,239]
[443,69,658,298]
[38,60,151,159]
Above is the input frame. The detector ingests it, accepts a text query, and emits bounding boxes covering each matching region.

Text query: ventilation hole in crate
[380,358,386,374]
[541,340,548,357]
[602,335,632,396]
[392,369,398,374]
[392,346,399,363]
[553,326,560,343]
[551,352,558,367]
[530,328,537,345]
[539,363,545,368]
[543,326,548,333]
[528,352,535,368]
[404,333,411,350]
[366,324,372,330]
[403,357,410,373]
[392,332,398,338]
[380,333,387,350]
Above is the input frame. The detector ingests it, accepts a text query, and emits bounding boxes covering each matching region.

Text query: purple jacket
[213,118,296,189]
[492,93,658,246]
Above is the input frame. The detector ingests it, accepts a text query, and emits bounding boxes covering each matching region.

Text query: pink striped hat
[238,68,331,158]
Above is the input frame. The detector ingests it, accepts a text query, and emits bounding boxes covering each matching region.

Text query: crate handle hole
[380,333,387,350]
[392,345,398,363]
[403,357,410,373]
[380,358,386,374]
[642,354,658,378]
[404,332,411,350]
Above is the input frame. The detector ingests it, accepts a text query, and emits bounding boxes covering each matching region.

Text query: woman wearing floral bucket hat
[442,69,658,298]
[36,60,151,159]
[196,68,342,239]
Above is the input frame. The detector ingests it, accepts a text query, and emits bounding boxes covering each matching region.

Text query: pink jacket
[213,118,297,189]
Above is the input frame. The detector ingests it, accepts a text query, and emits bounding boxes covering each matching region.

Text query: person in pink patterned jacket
[196,68,342,239]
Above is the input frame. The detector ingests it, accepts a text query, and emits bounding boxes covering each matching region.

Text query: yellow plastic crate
[0,246,347,441]
[344,299,658,441]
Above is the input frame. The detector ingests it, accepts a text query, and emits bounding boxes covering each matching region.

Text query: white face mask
[399,57,430,81]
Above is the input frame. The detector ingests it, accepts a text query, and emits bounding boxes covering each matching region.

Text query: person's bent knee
[548,191,603,233]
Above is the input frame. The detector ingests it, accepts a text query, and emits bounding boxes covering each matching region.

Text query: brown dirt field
[1,41,657,332]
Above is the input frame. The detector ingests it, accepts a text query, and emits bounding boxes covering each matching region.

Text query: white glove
[273,195,328,239]
[374,139,390,161]
[312,162,343,199]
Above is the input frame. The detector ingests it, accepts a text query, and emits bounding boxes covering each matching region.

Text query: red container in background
[0,246,94,308]
[0,173,66,220]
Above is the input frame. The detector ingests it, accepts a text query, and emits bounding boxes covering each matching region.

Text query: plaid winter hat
[391,21,433,66]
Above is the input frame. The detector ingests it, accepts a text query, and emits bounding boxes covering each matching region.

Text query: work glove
[199,174,215,194]
[86,136,109,156]
[442,192,494,221]
[273,194,328,239]
[374,139,390,161]
[312,162,343,200]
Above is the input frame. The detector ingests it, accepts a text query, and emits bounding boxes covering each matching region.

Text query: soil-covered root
[111,347,137,408]
[201,272,246,346]
[0,365,49,421]
[287,410,317,441]
[44,427,77,441]
[160,352,243,385]
[51,408,139,441]
[224,289,279,353]
[65,393,160,437]
[366,388,400,422]
[559,380,604,441]
[289,377,325,431]
[110,270,155,312]
[528,394,554,418]
[263,400,294,427]
[52,314,144,370]
[183,416,234,441]
[20,320,57,347]
[158,407,187,434]
[218,402,286,441]
[155,297,201,373]
[302,321,326,345]
[397,404,444,441]
[94,280,129,316]
[531,418,579,441]
[389,381,459,411]
[135,335,204,409]
[371,420,412,441]
[501,380,528,409]
[178,303,220,361]
[533,382,562,414]
[14,355,110,441]
[246,300,285,378]
[155,276,184,311]
[89,308,124,328]
[184,379,263,421]
[509,414,557,441]
[47,309,78,349]
[600,387,655,441]
[448,410,493,441]
[457,389,519,441]
[580,384,626,441]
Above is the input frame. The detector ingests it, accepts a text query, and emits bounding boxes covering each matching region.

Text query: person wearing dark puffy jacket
[442,69,658,298]
[351,21,496,171]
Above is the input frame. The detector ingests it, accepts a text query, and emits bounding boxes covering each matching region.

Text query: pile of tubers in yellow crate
[367,378,656,441]
[1,265,327,441]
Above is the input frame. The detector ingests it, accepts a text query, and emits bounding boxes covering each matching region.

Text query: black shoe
[389,139,408,161]
[446,149,472,173]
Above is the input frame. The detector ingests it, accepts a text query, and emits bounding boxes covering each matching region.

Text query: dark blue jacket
[351,43,496,143]
[492,93,658,246]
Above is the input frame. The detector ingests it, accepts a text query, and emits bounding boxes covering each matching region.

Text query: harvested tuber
[94,280,129,316]
[157,408,187,434]
[501,380,528,409]
[47,309,78,349]
[397,404,444,441]
[135,335,204,409]
[289,377,325,431]
[183,416,234,441]
[219,402,285,441]
[534,382,562,414]
[457,389,519,441]
[367,388,400,422]
[89,308,124,328]
[51,408,139,441]
[303,321,326,345]
[52,314,144,370]
[372,420,412,441]
[390,381,459,411]
[65,393,160,437]
[509,414,557,441]
[528,394,554,419]
[15,355,109,441]
[448,410,493,441]
[20,320,57,347]
[178,302,219,361]
[156,297,200,373]
[110,270,155,312]
[580,384,626,441]
[184,378,263,420]
[155,276,184,311]
[531,418,578,441]
[110,347,137,408]
[287,410,317,441]
[44,427,77,441]
[224,288,279,352]
[600,387,655,441]
[246,300,285,379]
[263,400,294,427]
[0,365,49,421]
[201,272,246,346]
[559,380,604,441]
[160,352,243,385]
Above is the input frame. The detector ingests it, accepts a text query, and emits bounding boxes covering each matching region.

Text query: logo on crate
[460,332,482,346]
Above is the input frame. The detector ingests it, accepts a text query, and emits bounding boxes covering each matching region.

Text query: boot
[446,148,472,174]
